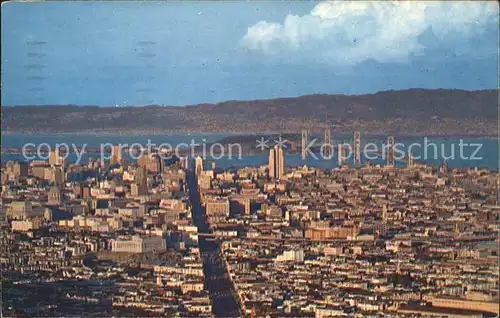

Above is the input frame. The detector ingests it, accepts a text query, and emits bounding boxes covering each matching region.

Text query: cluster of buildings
[194,147,499,317]
[1,148,211,316]
[1,144,498,317]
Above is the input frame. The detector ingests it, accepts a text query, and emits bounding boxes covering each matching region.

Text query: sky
[1,1,498,106]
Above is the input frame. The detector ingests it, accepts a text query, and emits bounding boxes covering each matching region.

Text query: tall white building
[48,148,65,166]
[111,235,165,253]
[268,145,284,179]
[195,156,203,177]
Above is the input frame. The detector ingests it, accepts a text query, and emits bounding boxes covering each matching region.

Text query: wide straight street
[186,171,242,317]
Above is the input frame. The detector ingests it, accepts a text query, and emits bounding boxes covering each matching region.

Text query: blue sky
[1,1,498,106]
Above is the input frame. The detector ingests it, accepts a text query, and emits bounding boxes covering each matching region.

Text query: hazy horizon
[2,87,498,108]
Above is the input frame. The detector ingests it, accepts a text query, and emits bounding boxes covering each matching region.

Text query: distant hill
[1,89,498,135]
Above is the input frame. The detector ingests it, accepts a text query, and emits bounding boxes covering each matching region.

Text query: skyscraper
[269,148,275,178]
[135,165,147,185]
[337,143,345,166]
[110,144,122,166]
[137,152,149,168]
[48,150,57,166]
[138,151,163,173]
[147,153,163,173]
[195,156,203,177]
[268,145,284,179]
[48,165,65,187]
[48,148,64,167]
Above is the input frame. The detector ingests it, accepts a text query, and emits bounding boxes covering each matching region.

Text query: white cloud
[240,1,499,64]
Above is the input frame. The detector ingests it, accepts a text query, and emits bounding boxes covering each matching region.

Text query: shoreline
[1,131,498,139]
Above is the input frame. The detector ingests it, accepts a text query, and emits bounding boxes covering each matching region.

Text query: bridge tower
[322,113,333,159]
[323,128,332,158]
[337,142,345,166]
[353,131,361,165]
[301,129,309,160]
[386,136,395,167]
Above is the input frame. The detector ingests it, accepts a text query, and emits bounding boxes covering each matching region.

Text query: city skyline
[2,1,499,106]
[1,2,499,317]
[3,136,499,317]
